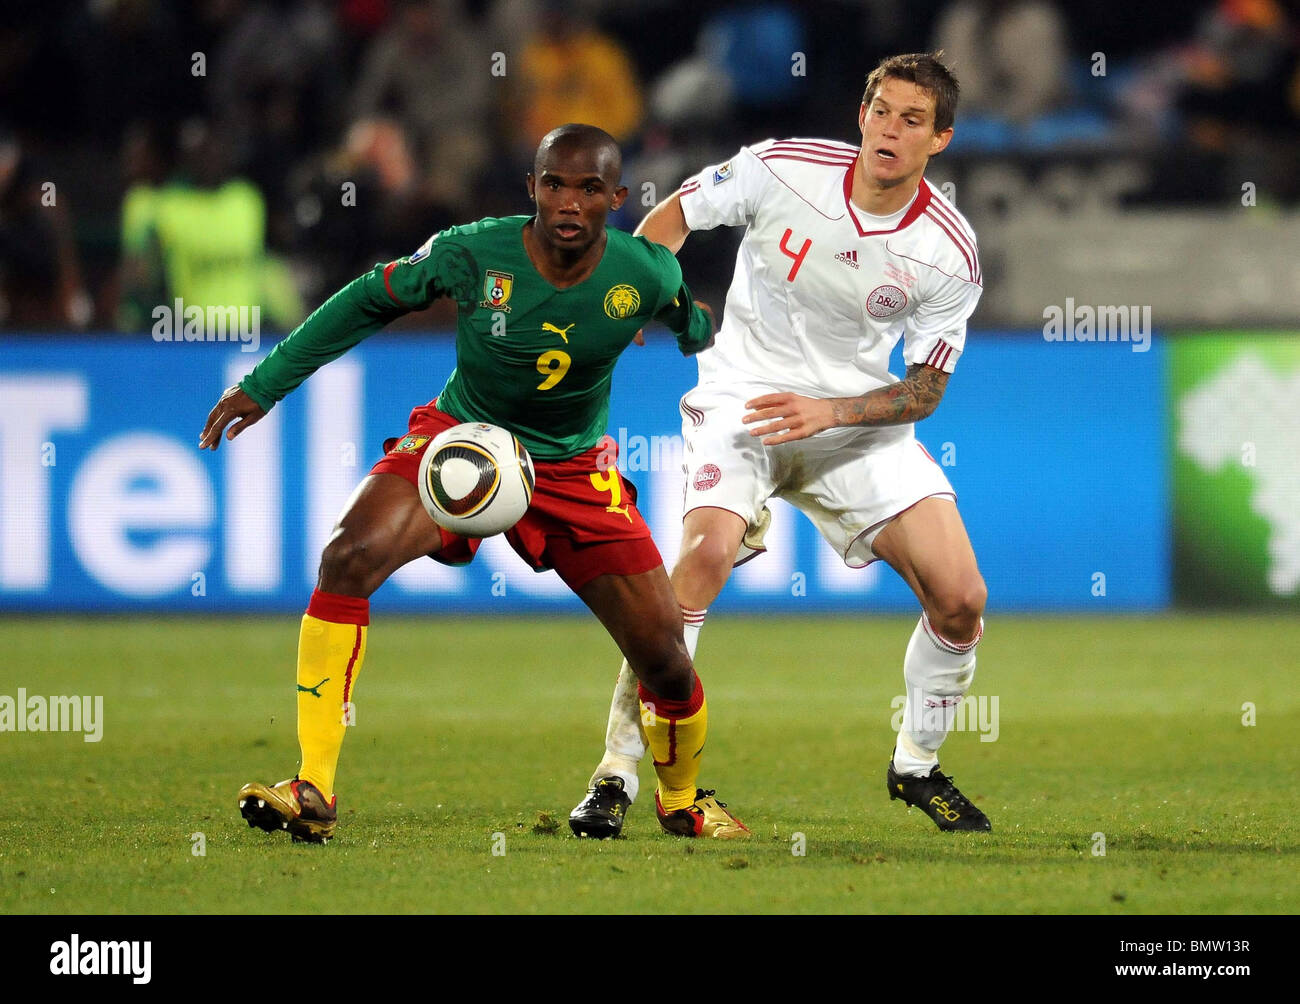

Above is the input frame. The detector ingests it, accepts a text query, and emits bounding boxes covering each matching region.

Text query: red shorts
[370,400,663,591]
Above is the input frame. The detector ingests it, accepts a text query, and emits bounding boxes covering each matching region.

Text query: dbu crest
[866,284,907,318]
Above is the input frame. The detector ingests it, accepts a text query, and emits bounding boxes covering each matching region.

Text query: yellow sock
[296,591,369,800]
[640,674,707,812]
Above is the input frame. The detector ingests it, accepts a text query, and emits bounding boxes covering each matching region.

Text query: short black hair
[533,123,622,182]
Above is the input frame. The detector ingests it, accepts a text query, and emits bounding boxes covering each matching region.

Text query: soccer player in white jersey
[569,52,992,837]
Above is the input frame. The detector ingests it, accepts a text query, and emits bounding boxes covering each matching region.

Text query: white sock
[892,613,981,776]
[681,606,707,660]
[590,606,708,803]
[590,660,644,801]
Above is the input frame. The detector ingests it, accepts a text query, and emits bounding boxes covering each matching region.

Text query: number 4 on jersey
[779,228,811,282]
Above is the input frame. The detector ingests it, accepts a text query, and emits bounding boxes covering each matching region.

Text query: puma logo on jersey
[835,250,860,269]
[542,322,575,343]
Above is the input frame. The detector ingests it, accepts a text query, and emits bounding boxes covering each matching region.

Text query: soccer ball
[417,423,535,537]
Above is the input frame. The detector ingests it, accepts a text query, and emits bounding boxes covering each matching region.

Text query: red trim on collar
[842,170,932,238]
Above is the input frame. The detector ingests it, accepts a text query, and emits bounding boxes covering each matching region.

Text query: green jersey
[240,215,712,460]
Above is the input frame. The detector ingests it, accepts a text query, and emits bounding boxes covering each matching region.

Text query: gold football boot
[238,777,337,843]
[655,788,752,839]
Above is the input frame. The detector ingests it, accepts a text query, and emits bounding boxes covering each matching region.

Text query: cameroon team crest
[603,284,641,319]
[391,434,431,455]
[480,270,514,312]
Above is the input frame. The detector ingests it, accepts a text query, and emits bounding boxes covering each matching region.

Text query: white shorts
[679,383,956,567]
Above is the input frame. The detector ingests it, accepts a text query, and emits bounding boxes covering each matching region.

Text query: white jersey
[678,138,982,402]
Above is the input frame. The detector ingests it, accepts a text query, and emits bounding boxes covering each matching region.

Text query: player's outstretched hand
[742,392,835,446]
[199,385,266,451]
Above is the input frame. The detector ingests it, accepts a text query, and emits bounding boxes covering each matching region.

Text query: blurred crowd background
[3,0,1298,333]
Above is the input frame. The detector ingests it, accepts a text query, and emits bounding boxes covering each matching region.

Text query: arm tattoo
[829,364,949,428]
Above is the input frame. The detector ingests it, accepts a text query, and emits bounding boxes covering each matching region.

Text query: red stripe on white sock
[921,613,982,655]
[680,605,708,625]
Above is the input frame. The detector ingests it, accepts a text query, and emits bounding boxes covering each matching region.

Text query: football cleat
[655,788,752,839]
[238,777,337,843]
[733,504,772,567]
[887,760,991,832]
[568,776,632,839]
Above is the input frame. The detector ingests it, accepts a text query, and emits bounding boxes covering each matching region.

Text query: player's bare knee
[676,531,734,593]
[317,531,385,597]
[929,574,986,642]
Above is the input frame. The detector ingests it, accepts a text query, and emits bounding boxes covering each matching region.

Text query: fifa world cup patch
[713,162,732,185]
[480,270,514,312]
[390,434,431,455]
[408,235,434,263]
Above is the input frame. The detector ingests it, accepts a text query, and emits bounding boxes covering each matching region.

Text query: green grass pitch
[1,614,1294,914]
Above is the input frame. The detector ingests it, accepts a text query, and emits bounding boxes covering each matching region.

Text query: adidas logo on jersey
[835,250,860,269]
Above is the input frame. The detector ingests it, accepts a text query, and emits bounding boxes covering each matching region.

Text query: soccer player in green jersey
[199,124,749,843]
